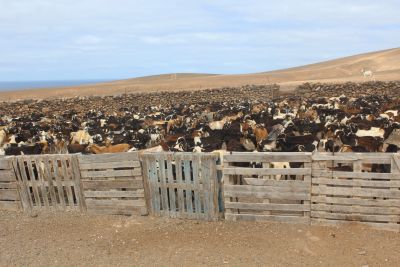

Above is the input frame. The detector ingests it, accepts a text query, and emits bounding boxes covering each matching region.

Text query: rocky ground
[1,211,399,267]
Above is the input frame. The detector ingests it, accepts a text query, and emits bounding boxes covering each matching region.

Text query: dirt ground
[0,211,399,267]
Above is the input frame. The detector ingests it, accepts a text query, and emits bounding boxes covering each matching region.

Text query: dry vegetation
[0,48,399,101]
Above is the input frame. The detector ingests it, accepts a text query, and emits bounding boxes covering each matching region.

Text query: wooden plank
[42,156,58,209]
[166,159,176,217]
[78,152,139,164]
[311,195,400,207]
[312,170,396,180]
[0,201,21,211]
[0,189,19,200]
[85,199,145,207]
[14,157,33,211]
[158,155,169,216]
[0,159,11,169]
[224,189,310,201]
[225,213,309,224]
[175,155,185,214]
[225,185,310,194]
[312,203,400,215]
[311,211,400,223]
[0,182,17,189]
[192,155,201,218]
[201,157,211,220]
[183,160,193,215]
[34,158,49,209]
[84,190,144,198]
[224,167,311,176]
[224,152,312,163]
[0,170,15,181]
[312,177,400,187]
[312,186,400,199]
[82,179,143,190]
[210,157,219,219]
[79,161,141,170]
[52,158,66,210]
[140,157,151,216]
[225,202,309,212]
[26,158,41,207]
[244,178,308,187]
[70,155,86,211]
[60,159,75,208]
[312,153,393,161]
[80,169,141,178]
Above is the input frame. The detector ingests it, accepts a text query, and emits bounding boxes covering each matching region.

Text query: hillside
[1,48,399,101]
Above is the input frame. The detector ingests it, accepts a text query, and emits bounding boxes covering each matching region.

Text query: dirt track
[1,211,399,267]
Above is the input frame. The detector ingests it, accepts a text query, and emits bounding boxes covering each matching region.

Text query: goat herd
[1,92,400,156]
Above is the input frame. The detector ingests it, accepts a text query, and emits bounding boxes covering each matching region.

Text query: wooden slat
[225,213,309,224]
[78,152,139,164]
[224,189,309,201]
[52,158,66,210]
[81,169,141,178]
[192,155,201,218]
[224,167,311,176]
[84,190,144,198]
[14,157,33,210]
[42,156,58,209]
[60,159,75,208]
[175,155,185,214]
[224,152,312,163]
[312,153,393,161]
[244,178,307,187]
[0,170,15,181]
[26,158,41,207]
[0,182,17,189]
[312,177,400,187]
[79,160,141,170]
[312,203,400,215]
[313,170,396,179]
[166,159,176,217]
[34,158,49,209]
[225,185,309,194]
[312,186,400,199]
[183,160,193,215]
[201,157,211,219]
[158,155,169,216]
[0,159,11,169]
[225,202,309,212]
[82,179,143,189]
[311,196,400,207]
[71,156,86,211]
[85,199,145,207]
[0,189,19,200]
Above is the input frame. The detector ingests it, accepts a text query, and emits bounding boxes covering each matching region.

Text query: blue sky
[0,0,399,81]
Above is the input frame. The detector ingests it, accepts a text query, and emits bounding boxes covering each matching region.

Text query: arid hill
[1,47,399,101]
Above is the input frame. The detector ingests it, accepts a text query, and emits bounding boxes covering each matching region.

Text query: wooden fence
[0,152,400,231]
[223,152,312,224]
[311,153,400,231]
[78,153,146,216]
[141,153,220,220]
[12,155,85,212]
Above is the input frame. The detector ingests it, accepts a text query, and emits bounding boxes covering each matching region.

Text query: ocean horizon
[0,79,110,91]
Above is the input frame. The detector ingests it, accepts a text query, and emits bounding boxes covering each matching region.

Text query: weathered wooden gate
[12,155,85,212]
[141,153,220,220]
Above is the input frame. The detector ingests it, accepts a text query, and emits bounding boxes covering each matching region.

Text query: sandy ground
[0,48,399,101]
[0,211,399,267]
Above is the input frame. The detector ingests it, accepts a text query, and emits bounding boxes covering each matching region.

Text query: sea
[0,79,109,91]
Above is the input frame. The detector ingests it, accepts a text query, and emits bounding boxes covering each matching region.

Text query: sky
[0,0,399,81]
